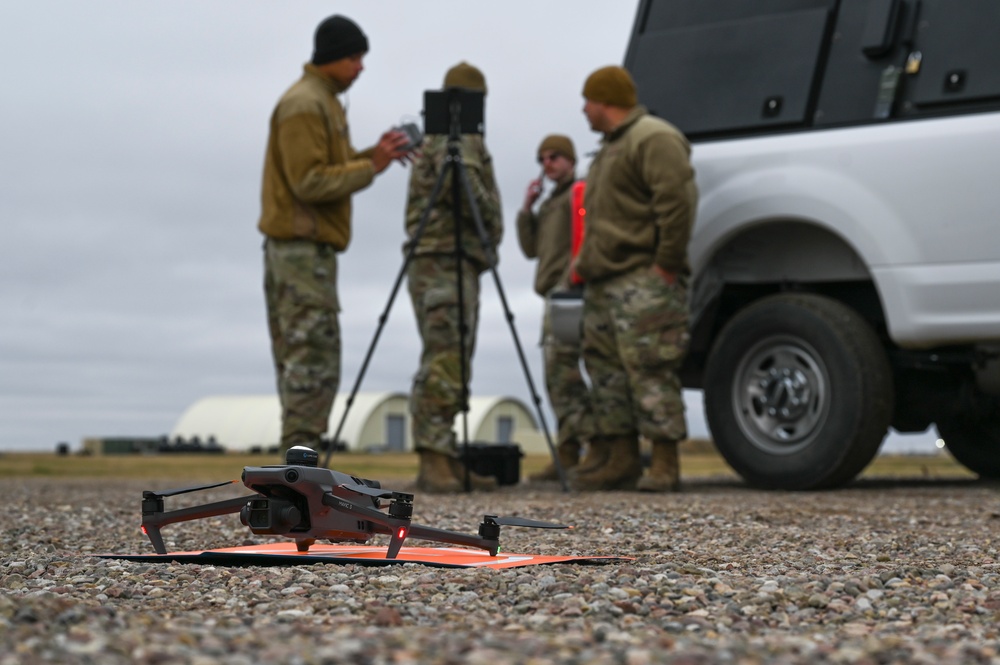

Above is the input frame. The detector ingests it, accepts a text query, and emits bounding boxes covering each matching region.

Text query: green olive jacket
[516,174,576,296]
[575,106,698,282]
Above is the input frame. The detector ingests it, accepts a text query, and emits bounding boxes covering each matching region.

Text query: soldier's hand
[521,178,543,212]
[372,130,412,174]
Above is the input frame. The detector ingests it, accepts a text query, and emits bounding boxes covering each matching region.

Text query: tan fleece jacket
[516,175,575,296]
[258,64,376,250]
[576,106,697,282]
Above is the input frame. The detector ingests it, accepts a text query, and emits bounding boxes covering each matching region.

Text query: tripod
[321,94,568,492]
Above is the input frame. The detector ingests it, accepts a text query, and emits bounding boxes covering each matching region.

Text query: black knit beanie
[311,15,368,65]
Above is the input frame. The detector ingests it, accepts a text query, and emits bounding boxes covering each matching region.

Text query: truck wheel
[936,396,1000,479]
[704,293,893,489]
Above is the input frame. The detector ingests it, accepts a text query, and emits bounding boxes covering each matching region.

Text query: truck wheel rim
[731,336,830,455]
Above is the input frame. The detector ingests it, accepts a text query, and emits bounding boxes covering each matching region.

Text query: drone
[140,446,568,559]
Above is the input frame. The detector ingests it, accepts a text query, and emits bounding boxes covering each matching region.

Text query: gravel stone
[2,477,1000,663]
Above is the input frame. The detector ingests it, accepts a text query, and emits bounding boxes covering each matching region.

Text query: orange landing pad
[100,542,630,569]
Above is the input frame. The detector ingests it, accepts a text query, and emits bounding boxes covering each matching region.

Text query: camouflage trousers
[407,254,481,454]
[263,238,341,450]
[541,296,595,445]
[581,266,689,442]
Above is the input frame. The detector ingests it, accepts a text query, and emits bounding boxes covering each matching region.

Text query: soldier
[516,135,594,481]
[572,65,698,492]
[405,62,503,493]
[258,15,412,453]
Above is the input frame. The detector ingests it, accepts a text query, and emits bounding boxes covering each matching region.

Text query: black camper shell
[624,0,1000,141]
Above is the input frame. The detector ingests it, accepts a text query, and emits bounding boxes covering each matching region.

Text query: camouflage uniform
[516,176,594,445]
[581,268,689,441]
[258,63,376,450]
[406,255,481,453]
[542,307,595,444]
[405,134,502,454]
[264,239,341,447]
[576,105,697,443]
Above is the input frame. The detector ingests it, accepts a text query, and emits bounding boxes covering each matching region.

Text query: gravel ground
[2,476,1000,664]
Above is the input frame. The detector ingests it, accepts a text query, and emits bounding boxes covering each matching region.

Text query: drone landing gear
[140,481,255,555]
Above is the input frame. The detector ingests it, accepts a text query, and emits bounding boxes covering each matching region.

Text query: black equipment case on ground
[462,443,524,486]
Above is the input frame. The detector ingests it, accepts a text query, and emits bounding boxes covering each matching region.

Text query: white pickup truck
[623,0,1000,488]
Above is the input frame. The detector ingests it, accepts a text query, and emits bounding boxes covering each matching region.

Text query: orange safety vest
[570,181,586,285]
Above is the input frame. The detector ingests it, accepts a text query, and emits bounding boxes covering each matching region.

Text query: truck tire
[704,293,893,489]
[936,397,1000,479]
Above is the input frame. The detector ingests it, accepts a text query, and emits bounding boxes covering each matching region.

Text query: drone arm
[321,492,409,557]
[142,495,256,555]
[320,491,500,558]
[404,523,499,557]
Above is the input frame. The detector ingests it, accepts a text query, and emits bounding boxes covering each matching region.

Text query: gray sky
[1,0,934,453]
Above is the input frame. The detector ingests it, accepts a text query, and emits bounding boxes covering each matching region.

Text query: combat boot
[637,439,681,492]
[528,440,581,482]
[448,456,499,492]
[415,450,463,494]
[571,436,642,491]
[569,438,612,478]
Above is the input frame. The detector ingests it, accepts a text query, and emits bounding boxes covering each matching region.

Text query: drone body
[240,464,387,549]
[140,447,567,559]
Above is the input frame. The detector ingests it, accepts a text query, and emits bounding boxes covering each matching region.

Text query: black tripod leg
[447,151,473,493]
[454,160,569,492]
[321,159,454,470]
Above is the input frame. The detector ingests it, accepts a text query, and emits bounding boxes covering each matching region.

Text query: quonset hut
[169,393,543,453]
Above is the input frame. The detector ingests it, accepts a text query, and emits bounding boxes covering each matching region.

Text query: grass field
[0,447,974,483]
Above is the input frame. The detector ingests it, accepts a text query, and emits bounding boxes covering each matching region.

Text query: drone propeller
[484,515,570,530]
[144,479,238,499]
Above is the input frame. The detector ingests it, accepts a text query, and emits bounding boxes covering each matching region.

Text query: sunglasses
[537,153,563,164]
